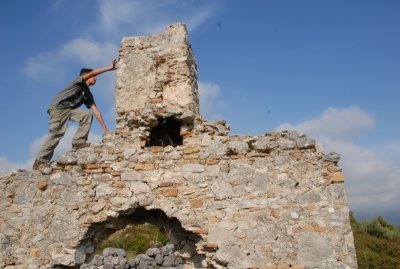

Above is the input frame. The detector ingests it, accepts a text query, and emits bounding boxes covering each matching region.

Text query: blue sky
[0,0,399,224]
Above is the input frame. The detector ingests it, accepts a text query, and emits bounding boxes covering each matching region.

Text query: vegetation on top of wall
[350,212,400,268]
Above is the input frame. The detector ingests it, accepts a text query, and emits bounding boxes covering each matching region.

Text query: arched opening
[146,117,183,147]
[79,207,205,268]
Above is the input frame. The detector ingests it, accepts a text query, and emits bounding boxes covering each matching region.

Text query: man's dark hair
[80,68,93,76]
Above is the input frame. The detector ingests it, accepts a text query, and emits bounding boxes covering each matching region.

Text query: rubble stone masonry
[0,23,357,269]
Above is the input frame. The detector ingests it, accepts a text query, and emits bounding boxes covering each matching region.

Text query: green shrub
[364,216,400,240]
[351,213,400,269]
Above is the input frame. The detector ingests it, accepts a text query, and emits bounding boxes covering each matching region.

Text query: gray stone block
[146,247,160,257]
[103,247,117,257]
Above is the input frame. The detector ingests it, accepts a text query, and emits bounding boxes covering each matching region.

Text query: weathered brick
[180,130,192,137]
[112,181,125,188]
[192,229,208,234]
[111,171,122,177]
[292,226,303,233]
[208,217,222,223]
[29,248,41,257]
[84,168,103,174]
[104,167,113,173]
[184,153,199,160]
[134,163,156,170]
[300,226,328,233]
[37,180,48,191]
[5,191,15,198]
[206,243,218,249]
[149,98,162,103]
[206,159,220,165]
[150,146,163,153]
[271,210,280,219]
[95,148,103,154]
[263,246,272,254]
[183,146,200,154]
[325,171,345,183]
[191,198,203,208]
[163,188,178,197]
[140,139,147,148]
[277,263,290,269]
[154,108,166,115]
[246,152,262,158]
[313,226,328,232]
[10,206,22,213]
[39,259,50,265]
[158,182,174,188]
[83,163,101,169]
[84,216,95,224]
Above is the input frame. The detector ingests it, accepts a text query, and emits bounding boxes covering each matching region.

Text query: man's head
[80,68,97,86]
[80,68,93,76]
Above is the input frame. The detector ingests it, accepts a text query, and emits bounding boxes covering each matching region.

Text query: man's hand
[91,105,110,135]
[110,59,117,70]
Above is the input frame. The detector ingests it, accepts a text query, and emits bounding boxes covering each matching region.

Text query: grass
[97,223,169,259]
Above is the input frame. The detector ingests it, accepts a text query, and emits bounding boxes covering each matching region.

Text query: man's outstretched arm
[82,59,117,81]
[91,105,109,134]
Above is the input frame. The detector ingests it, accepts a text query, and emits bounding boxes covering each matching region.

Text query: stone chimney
[115,23,199,147]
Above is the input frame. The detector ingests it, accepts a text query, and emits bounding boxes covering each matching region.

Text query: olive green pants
[35,108,93,163]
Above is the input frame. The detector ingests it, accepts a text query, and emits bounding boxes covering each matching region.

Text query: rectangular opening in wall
[146,117,183,147]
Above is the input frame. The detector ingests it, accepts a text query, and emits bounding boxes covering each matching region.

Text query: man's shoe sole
[72,143,90,150]
[32,161,47,170]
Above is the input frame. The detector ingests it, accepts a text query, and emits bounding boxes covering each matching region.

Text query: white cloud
[381,141,400,161]
[98,0,219,35]
[0,156,26,175]
[23,51,66,82]
[23,39,118,82]
[198,81,223,120]
[185,6,215,32]
[61,39,117,67]
[329,140,400,214]
[275,106,400,217]
[277,106,375,141]
[99,0,144,33]
[50,0,65,11]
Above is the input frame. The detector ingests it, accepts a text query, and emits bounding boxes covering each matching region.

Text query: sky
[0,0,399,225]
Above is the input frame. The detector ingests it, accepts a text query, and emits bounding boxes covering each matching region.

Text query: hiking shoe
[72,143,90,150]
[32,160,47,170]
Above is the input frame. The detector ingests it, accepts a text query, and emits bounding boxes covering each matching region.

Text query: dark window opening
[146,117,183,147]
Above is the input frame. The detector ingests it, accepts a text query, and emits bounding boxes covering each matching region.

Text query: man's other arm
[91,105,109,134]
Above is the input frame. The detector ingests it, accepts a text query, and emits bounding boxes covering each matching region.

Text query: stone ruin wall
[0,23,357,269]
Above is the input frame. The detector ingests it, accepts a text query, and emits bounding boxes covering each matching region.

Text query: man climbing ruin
[32,59,117,170]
